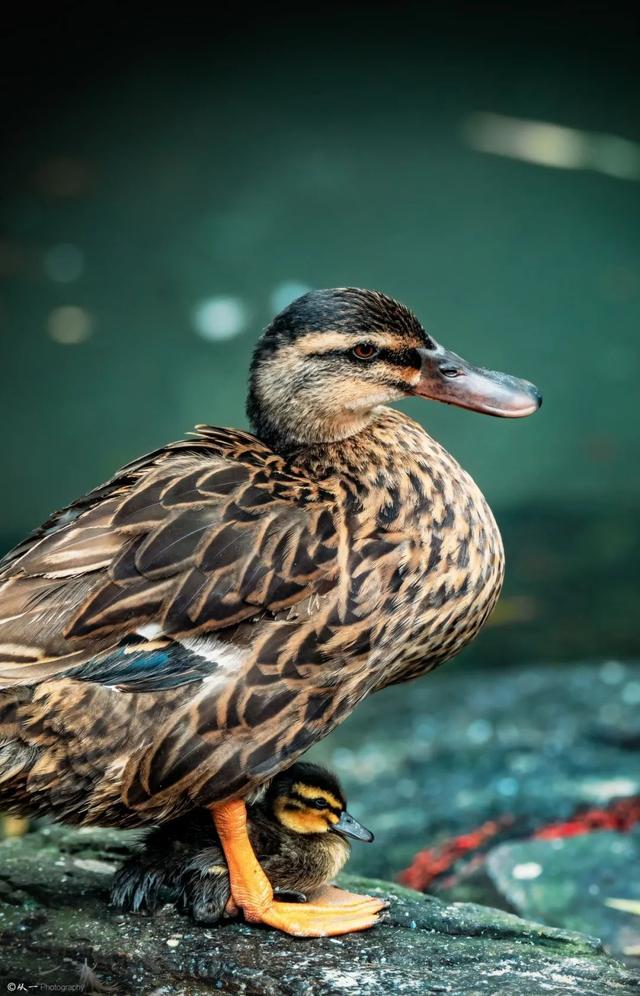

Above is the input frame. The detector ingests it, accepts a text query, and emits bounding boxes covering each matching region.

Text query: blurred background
[1,3,639,956]
[1,6,639,666]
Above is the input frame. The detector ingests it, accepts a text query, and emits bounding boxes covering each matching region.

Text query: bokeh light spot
[47,306,93,345]
[34,158,94,198]
[192,296,248,341]
[462,112,640,180]
[270,281,312,314]
[44,243,84,283]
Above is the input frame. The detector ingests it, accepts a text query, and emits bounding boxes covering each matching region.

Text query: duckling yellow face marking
[291,783,343,812]
[273,783,344,835]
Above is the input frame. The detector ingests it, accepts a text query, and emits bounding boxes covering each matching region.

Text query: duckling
[111,761,373,925]
[0,288,541,936]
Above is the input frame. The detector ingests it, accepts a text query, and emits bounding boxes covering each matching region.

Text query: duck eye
[312,798,329,810]
[351,344,379,360]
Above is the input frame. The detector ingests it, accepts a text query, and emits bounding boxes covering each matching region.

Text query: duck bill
[334,810,374,843]
[415,343,542,418]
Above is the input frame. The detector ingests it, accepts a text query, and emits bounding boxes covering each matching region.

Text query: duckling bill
[112,762,376,925]
[0,287,540,937]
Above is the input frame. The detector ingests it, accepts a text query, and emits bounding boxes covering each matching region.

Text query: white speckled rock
[484,830,640,960]
[1,826,639,995]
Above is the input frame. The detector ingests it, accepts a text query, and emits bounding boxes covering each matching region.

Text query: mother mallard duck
[0,288,540,935]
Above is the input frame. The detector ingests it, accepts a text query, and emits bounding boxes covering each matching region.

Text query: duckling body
[112,762,363,924]
[0,288,540,935]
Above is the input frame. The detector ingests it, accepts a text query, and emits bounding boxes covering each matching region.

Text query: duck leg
[211,799,387,937]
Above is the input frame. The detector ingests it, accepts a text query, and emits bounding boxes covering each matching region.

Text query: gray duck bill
[415,341,542,418]
[334,810,374,842]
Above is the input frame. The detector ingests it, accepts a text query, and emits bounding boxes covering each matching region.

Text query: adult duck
[0,288,541,935]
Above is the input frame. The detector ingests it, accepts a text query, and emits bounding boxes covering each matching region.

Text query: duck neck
[247,383,380,456]
[284,407,438,513]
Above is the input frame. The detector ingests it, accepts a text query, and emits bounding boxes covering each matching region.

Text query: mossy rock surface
[1,826,639,995]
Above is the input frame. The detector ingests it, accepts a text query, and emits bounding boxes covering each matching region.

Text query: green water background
[1,8,638,668]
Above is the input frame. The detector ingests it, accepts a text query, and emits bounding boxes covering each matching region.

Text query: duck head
[265,761,374,842]
[247,287,541,450]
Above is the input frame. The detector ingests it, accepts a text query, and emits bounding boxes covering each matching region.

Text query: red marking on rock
[397,816,513,891]
[398,796,640,892]
[534,796,640,840]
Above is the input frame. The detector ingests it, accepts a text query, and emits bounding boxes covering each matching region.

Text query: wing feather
[0,427,341,687]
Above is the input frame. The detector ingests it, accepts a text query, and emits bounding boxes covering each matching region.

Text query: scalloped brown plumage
[0,288,539,834]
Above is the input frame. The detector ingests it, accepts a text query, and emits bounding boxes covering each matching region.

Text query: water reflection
[463,112,640,180]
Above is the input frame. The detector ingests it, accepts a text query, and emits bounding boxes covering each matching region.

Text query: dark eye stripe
[375,348,421,369]
[309,347,421,369]
[287,791,343,815]
[288,792,308,805]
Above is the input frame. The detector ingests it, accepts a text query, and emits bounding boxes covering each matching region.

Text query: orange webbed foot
[247,896,386,937]
[210,800,387,937]
[308,883,389,912]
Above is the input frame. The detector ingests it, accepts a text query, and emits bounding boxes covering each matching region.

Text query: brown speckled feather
[0,409,503,827]
[0,287,531,832]
[0,426,340,681]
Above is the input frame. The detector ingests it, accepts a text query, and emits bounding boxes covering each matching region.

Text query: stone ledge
[1,827,639,995]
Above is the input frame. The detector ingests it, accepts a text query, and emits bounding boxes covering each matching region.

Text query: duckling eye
[351,344,380,360]
[312,798,329,810]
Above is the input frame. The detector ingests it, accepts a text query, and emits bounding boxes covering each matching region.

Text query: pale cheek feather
[344,389,404,411]
[326,838,351,880]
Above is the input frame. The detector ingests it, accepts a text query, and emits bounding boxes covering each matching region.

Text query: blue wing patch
[67,634,219,692]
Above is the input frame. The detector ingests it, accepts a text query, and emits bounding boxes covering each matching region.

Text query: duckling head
[265,761,374,841]
[247,287,541,450]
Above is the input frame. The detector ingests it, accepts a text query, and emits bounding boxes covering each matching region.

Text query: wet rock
[311,660,640,882]
[1,827,639,995]
[483,830,640,960]
[309,660,640,966]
